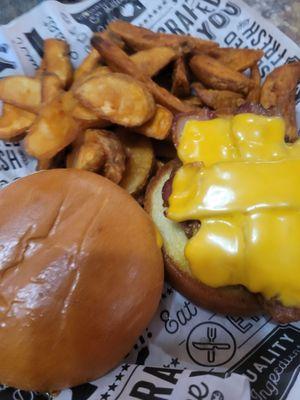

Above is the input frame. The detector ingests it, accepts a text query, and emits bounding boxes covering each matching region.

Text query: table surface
[0,0,299,44]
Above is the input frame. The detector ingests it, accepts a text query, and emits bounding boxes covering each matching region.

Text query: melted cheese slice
[168,114,300,307]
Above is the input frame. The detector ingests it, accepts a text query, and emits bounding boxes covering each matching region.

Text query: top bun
[0,169,163,392]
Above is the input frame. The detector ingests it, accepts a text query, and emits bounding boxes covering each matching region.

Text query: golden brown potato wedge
[108,20,218,53]
[72,66,111,89]
[100,29,125,49]
[75,72,156,127]
[130,47,177,77]
[72,100,111,129]
[117,129,154,195]
[183,96,203,108]
[91,35,194,114]
[133,105,173,140]
[74,48,101,83]
[41,73,62,104]
[208,48,264,72]
[247,64,261,103]
[25,91,79,160]
[0,103,35,140]
[171,57,190,98]
[191,86,245,111]
[190,54,253,95]
[43,39,73,88]
[261,62,300,141]
[0,76,41,113]
[67,129,126,183]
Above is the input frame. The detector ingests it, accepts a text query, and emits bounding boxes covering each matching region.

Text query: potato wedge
[130,47,177,77]
[43,39,73,88]
[72,101,111,129]
[0,76,41,113]
[75,72,156,126]
[247,64,261,103]
[74,48,101,83]
[183,96,203,108]
[208,48,264,72]
[36,149,67,171]
[191,86,245,111]
[41,73,62,104]
[117,129,154,195]
[108,20,218,53]
[0,103,35,140]
[261,62,300,141]
[100,29,125,49]
[72,66,111,88]
[91,35,194,114]
[67,133,106,173]
[25,91,79,159]
[190,54,253,95]
[171,57,189,98]
[133,105,173,140]
[67,129,126,183]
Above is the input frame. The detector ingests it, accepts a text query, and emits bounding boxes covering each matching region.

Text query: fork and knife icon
[192,327,230,363]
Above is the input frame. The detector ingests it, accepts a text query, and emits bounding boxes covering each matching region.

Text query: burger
[0,168,163,392]
[145,107,300,323]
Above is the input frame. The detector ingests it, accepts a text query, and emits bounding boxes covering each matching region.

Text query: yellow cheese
[168,113,300,307]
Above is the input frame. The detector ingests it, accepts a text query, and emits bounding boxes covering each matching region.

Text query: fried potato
[130,47,177,77]
[191,86,245,111]
[36,150,67,171]
[247,64,261,103]
[208,48,264,72]
[73,66,111,88]
[67,133,105,172]
[67,129,126,183]
[190,54,253,95]
[35,58,46,78]
[0,76,41,113]
[117,129,154,195]
[41,73,62,104]
[43,39,73,88]
[74,48,101,83]
[261,62,300,141]
[108,20,218,53]
[91,35,194,114]
[100,29,125,49]
[36,159,53,170]
[0,103,35,140]
[171,57,189,98]
[72,101,111,129]
[75,72,156,127]
[133,105,173,140]
[183,96,203,108]
[25,91,79,160]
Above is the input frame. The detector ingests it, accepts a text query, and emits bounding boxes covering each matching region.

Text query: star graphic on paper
[122,364,130,371]
[100,393,110,400]
[170,357,179,367]
[108,383,117,392]
[115,373,124,381]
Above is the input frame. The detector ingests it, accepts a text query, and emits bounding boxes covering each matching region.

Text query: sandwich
[145,105,300,323]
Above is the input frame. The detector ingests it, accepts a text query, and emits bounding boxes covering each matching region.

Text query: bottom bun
[145,162,261,317]
[0,169,163,392]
